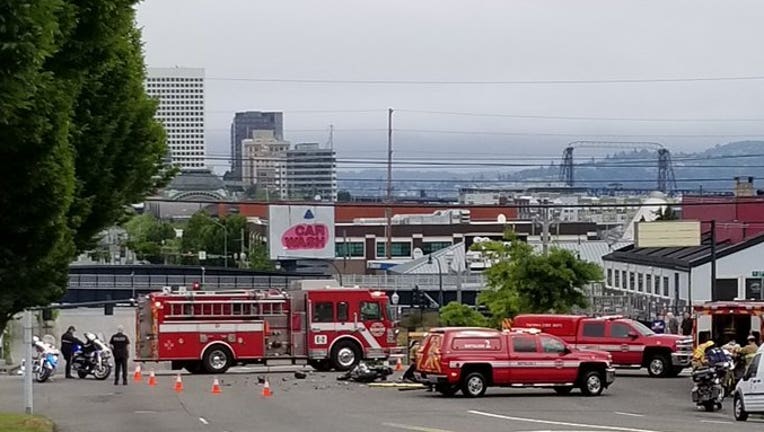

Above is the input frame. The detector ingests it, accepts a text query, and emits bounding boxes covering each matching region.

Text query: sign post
[23,310,33,414]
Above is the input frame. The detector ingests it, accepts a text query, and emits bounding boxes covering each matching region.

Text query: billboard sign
[268,205,335,259]
[634,220,701,248]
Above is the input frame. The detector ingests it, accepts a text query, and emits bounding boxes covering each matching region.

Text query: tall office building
[145,67,205,170]
[243,130,290,199]
[230,111,283,180]
[286,143,337,202]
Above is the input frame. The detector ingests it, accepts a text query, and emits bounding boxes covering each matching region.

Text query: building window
[607,269,613,287]
[655,275,660,294]
[614,269,620,288]
[637,273,644,292]
[421,241,452,255]
[629,272,635,291]
[745,278,764,300]
[335,242,364,258]
[622,271,627,289]
[663,276,669,297]
[646,274,652,294]
[376,241,412,258]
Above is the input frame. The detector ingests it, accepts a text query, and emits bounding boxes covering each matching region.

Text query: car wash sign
[268,205,335,259]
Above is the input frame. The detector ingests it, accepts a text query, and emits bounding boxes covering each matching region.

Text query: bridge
[66,265,487,306]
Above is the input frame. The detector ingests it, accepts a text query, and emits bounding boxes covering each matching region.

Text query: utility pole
[23,310,33,414]
[385,108,394,259]
[540,199,551,254]
[240,228,245,268]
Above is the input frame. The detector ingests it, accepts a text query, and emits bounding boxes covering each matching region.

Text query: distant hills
[506,141,764,191]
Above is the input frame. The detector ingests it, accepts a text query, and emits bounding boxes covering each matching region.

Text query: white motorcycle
[19,336,61,383]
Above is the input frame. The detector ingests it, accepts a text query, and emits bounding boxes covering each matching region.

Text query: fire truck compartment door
[696,315,711,344]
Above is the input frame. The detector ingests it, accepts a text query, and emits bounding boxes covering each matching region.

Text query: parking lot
[0,367,761,432]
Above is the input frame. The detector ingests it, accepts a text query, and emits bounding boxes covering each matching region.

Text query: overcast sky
[136,0,764,173]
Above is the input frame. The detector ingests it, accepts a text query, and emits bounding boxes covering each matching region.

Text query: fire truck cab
[693,301,764,347]
[135,280,398,374]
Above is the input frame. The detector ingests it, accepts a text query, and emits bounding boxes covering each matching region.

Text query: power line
[397,109,764,123]
[205,75,764,86]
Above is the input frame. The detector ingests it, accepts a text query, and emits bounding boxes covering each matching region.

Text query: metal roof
[528,240,632,268]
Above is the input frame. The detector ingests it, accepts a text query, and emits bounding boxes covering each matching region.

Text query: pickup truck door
[607,321,643,366]
[509,335,544,384]
[538,335,579,384]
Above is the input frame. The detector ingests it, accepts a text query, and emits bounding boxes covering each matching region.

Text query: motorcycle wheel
[36,368,51,383]
[93,364,111,381]
[77,370,89,379]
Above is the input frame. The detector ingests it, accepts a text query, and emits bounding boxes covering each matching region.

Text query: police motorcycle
[29,336,60,383]
[71,332,112,380]
[691,346,731,411]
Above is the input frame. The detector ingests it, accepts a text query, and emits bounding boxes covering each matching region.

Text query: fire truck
[693,301,764,346]
[134,280,399,374]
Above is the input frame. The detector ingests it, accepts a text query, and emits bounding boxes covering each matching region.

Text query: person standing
[109,326,130,385]
[60,326,82,379]
[666,312,679,335]
[681,311,694,336]
[651,314,666,334]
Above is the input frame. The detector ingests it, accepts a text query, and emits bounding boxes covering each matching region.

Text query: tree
[0,0,169,331]
[439,302,488,327]
[248,238,275,271]
[472,232,602,325]
[123,213,176,264]
[337,190,352,202]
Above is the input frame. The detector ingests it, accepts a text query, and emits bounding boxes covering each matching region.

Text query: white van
[733,345,764,421]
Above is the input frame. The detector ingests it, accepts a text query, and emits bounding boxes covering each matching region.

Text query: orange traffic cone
[211,377,222,395]
[147,370,157,387]
[133,365,142,382]
[174,374,184,393]
[395,357,403,371]
[262,378,272,397]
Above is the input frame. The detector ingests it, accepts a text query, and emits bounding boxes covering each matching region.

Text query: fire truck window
[540,336,565,354]
[582,322,605,338]
[313,302,334,323]
[610,323,631,339]
[360,302,381,321]
[512,336,538,353]
[337,302,349,322]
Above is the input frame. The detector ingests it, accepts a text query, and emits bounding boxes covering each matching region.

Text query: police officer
[109,326,130,385]
[60,326,82,379]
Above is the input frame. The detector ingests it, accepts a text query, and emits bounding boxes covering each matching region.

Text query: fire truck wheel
[203,345,233,374]
[331,341,361,371]
[580,370,604,396]
[461,372,487,398]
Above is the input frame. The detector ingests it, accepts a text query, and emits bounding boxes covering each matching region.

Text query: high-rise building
[286,143,337,202]
[145,67,205,170]
[242,130,290,199]
[230,112,283,180]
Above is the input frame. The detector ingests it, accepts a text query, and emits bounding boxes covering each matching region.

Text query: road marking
[614,412,644,417]
[134,410,157,414]
[199,417,209,425]
[383,422,454,432]
[699,420,732,425]
[468,411,663,432]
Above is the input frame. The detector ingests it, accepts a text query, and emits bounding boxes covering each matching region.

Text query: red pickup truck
[415,327,615,398]
[513,314,693,377]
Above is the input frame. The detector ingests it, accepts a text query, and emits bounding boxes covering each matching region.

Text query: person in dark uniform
[60,326,83,378]
[109,326,130,385]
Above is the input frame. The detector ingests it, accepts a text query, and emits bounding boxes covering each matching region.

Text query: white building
[286,143,337,202]
[242,130,289,199]
[145,67,205,170]
[602,233,764,306]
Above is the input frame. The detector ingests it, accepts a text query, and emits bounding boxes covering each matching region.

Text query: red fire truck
[134,280,399,374]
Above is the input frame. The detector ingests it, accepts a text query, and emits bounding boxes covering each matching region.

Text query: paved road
[1,370,762,432]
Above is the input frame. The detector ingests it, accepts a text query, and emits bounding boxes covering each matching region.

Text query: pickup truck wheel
[461,372,487,398]
[554,386,573,395]
[647,354,669,377]
[734,395,748,421]
[435,384,459,397]
[580,370,604,396]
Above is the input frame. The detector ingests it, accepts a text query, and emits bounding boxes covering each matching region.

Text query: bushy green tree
[123,214,176,263]
[0,0,169,331]
[473,232,602,326]
[439,302,488,327]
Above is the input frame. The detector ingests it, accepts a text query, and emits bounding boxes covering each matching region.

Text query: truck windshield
[631,320,655,336]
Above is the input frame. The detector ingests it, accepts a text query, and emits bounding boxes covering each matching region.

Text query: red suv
[415,327,615,398]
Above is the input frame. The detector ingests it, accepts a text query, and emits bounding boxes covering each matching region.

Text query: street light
[427,255,444,307]
[211,219,228,268]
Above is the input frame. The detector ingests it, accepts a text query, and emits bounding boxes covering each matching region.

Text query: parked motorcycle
[31,336,60,383]
[691,365,724,411]
[71,332,112,380]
